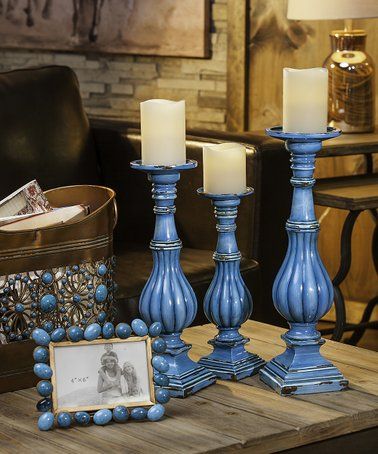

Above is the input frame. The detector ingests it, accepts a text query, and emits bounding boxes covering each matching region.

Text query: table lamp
[287,0,378,133]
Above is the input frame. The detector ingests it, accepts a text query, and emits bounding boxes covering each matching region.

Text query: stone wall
[0,0,227,130]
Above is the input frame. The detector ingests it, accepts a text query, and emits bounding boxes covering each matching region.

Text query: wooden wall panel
[246,0,378,303]
[227,0,248,131]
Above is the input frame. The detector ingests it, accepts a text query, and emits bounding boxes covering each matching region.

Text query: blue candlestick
[130,160,216,397]
[259,126,349,396]
[197,188,265,380]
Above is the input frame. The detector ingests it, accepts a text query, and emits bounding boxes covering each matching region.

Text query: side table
[315,131,378,343]
[0,321,377,453]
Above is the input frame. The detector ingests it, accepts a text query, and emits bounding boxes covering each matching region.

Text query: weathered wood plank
[0,322,377,453]
[183,322,378,394]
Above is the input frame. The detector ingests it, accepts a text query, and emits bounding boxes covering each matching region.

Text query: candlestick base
[131,160,216,398]
[259,127,348,396]
[198,329,265,380]
[161,334,216,398]
[260,324,348,396]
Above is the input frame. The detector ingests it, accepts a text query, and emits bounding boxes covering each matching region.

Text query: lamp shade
[287,0,378,20]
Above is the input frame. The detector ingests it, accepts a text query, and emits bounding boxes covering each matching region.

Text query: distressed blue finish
[259,127,348,396]
[131,160,216,397]
[197,189,265,380]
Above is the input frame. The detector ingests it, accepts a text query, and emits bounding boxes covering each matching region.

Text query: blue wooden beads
[57,412,72,428]
[93,409,113,425]
[147,404,165,422]
[34,363,53,380]
[32,320,169,431]
[37,380,53,397]
[113,406,129,422]
[131,319,148,337]
[33,347,49,363]
[115,323,132,339]
[38,412,54,431]
[74,412,91,425]
[32,328,50,346]
[84,323,101,341]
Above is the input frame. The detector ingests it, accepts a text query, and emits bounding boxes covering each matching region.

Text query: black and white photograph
[51,338,154,412]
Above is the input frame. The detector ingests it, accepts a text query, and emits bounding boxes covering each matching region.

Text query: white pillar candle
[140,99,186,166]
[203,143,247,194]
[283,68,328,134]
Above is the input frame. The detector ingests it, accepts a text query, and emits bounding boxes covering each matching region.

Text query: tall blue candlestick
[130,160,216,397]
[259,126,349,396]
[197,188,265,380]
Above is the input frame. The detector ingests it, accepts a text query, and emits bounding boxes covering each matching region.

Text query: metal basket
[0,185,117,343]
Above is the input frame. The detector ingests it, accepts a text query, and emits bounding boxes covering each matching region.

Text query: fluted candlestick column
[130,160,216,398]
[259,127,349,396]
[197,188,265,380]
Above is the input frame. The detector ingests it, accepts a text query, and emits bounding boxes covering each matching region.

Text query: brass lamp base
[324,30,375,133]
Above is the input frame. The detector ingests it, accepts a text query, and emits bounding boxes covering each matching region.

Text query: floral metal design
[0,257,116,343]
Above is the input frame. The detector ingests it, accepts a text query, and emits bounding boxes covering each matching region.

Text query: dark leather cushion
[114,242,260,325]
[0,66,100,198]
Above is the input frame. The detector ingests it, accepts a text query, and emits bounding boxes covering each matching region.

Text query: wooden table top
[314,174,378,211]
[0,321,377,453]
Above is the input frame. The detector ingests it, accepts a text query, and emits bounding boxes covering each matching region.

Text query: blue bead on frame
[32,317,169,431]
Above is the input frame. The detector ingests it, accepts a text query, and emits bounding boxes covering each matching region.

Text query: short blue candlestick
[197,188,265,380]
[259,126,349,396]
[130,160,216,398]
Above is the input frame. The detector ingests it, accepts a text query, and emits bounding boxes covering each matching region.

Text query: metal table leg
[320,210,362,341]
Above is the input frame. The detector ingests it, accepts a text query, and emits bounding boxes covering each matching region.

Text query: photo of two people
[53,339,153,411]
[98,344,142,404]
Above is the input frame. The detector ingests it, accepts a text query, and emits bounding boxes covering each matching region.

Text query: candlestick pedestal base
[161,334,216,398]
[131,160,216,398]
[259,127,348,396]
[198,328,265,380]
[260,323,348,396]
[197,189,265,382]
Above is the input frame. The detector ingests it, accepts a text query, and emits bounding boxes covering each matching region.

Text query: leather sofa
[0,65,291,330]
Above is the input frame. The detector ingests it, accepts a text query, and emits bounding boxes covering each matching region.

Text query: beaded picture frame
[32,318,170,430]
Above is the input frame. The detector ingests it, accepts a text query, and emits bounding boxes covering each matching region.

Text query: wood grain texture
[314,175,378,210]
[246,0,378,304]
[0,322,377,453]
[226,0,248,132]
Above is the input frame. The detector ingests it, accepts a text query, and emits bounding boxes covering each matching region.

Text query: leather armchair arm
[90,118,290,262]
